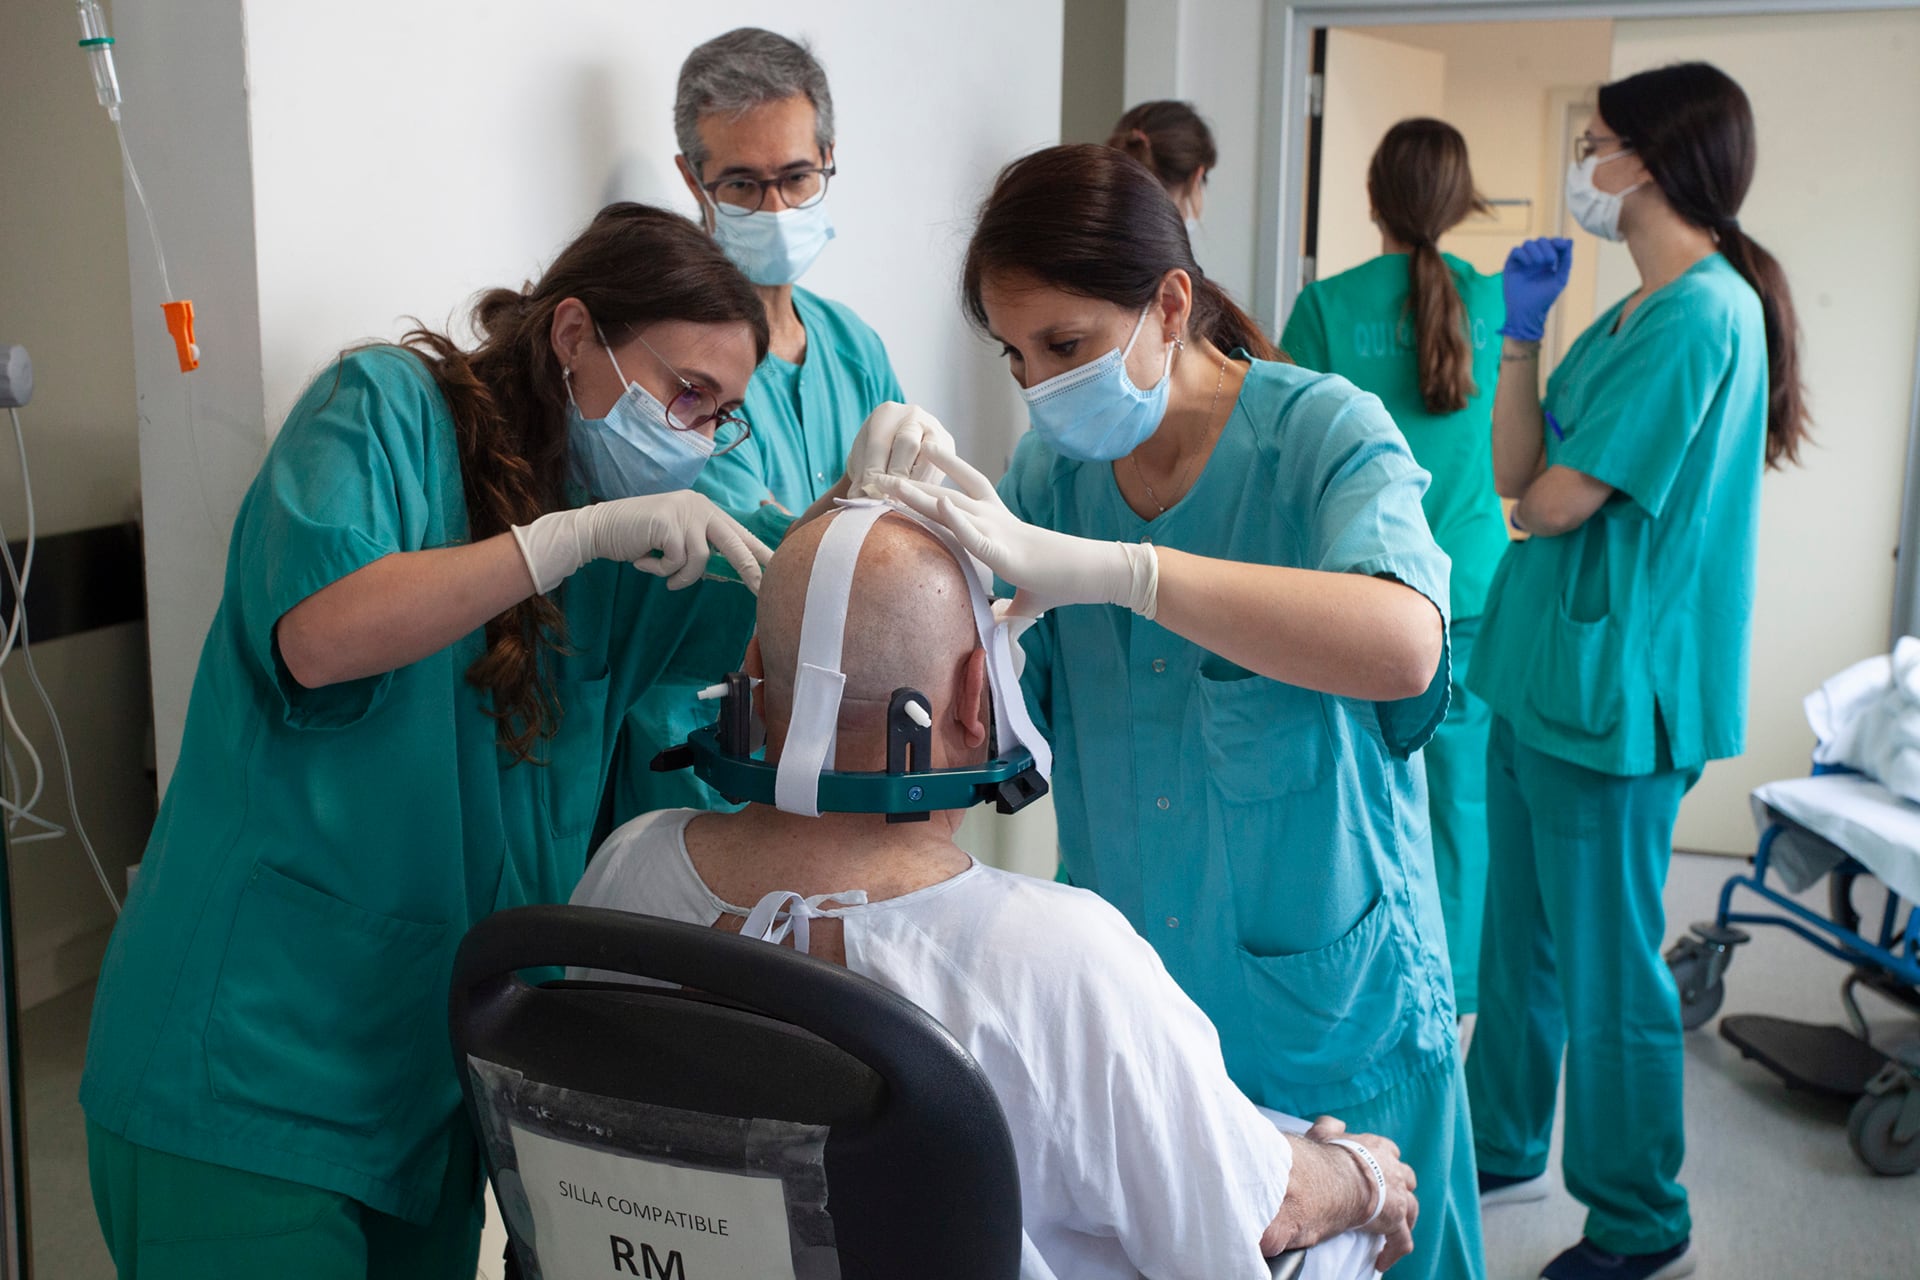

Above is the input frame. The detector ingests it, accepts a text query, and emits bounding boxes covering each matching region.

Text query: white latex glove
[845,402,955,498]
[873,443,1158,620]
[511,491,773,594]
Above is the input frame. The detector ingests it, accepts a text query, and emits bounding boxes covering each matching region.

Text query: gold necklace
[1134,351,1230,515]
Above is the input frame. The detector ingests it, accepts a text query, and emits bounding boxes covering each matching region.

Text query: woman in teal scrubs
[1464,64,1808,1280]
[1282,118,1506,1018]
[80,204,785,1279]
[884,144,1485,1280]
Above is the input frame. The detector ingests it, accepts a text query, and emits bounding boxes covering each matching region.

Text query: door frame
[1254,0,1920,639]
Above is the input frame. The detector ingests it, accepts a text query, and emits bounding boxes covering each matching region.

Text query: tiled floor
[23,852,1919,1279]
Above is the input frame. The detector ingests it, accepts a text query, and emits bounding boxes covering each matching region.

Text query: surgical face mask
[1565,150,1646,243]
[1019,305,1174,462]
[709,200,836,287]
[565,341,713,498]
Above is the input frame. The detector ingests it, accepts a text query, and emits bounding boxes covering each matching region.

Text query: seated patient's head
[748,510,991,773]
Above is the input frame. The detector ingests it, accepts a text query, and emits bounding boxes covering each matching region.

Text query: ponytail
[1406,241,1474,414]
[1366,119,1486,416]
[1106,101,1217,190]
[1717,224,1809,469]
[1195,275,1281,363]
[1597,64,1810,469]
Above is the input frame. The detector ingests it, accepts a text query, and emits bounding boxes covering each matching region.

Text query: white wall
[1599,9,1920,853]
[113,0,269,793]
[1120,0,1268,316]
[0,0,160,1003]
[125,1,1064,791]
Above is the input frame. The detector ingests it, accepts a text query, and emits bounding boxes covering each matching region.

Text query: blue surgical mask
[565,340,713,498]
[1565,149,1645,243]
[1020,305,1174,462]
[709,200,836,286]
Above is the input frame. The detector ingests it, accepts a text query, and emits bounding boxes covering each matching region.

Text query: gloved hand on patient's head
[845,402,955,499]
[872,443,1159,623]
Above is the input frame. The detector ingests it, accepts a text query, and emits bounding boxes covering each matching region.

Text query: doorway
[1277,6,1920,855]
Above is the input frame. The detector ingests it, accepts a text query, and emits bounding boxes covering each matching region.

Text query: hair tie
[1719,216,1740,233]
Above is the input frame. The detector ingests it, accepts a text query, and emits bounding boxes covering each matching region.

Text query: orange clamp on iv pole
[161,300,199,372]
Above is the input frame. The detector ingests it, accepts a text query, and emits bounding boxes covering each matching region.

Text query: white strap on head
[771,498,1050,817]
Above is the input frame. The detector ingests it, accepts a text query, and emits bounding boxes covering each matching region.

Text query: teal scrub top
[79,347,758,1224]
[1004,358,1459,1116]
[1282,253,1508,621]
[611,287,901,821]
[1467,254,1767,776]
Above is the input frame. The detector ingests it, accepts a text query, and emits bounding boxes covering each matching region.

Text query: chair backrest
[450,904,1024,1280]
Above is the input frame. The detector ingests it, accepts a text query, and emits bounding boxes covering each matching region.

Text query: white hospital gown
[570,810,1381,1280]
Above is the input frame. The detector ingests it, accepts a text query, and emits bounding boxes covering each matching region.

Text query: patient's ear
[954,648,988,750]
[743,636,764,680]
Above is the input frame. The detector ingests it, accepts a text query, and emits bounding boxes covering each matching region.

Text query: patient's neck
[684,800,974,909]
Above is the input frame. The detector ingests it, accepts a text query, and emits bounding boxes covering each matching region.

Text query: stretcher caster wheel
[1847,1067,1920,1176]
[1666,927,1741,1031]
[1669,951,1725,1030]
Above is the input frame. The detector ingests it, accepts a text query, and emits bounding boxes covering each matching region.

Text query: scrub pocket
[540,662,611,841]
[206,862,447,1133]
[1237,893,1412,1099]
[1526,603,1624,740]
[1197,668,1340,955]
[1195,667,1330,802]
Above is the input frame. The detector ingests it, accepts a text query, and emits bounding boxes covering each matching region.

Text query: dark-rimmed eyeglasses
[1575,132,1630,164]
[630,332,752,457]
[701,166,836,217]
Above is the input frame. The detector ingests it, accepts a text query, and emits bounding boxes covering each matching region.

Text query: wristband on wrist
[1324,1137,1387,1227]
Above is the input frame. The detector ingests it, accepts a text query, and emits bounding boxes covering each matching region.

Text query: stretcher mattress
[1751,772,1920,907]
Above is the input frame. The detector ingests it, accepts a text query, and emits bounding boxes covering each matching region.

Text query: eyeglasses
[701,166,836,217]
[1575,132,1630,164]
[630,332,753,456]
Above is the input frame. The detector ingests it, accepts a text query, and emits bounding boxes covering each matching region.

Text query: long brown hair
[1106,100,1217,192]
[1367,119,1490,415]
[1599,63,1809,468]
[396,203,767,762]
[963,144,1279,362]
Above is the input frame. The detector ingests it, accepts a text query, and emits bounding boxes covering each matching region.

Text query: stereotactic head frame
[651,500,1050,821]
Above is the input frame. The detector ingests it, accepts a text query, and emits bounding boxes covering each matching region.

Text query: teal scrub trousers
[88,1118,484,1279]
[1424,614,1491,1016]
[1465,714,1696,1256]
[1333,1052,1486,1280]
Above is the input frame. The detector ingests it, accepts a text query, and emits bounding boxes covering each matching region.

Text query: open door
[1305,29,1446,286]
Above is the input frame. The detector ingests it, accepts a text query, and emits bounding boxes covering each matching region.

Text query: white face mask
[1565,149,1646,243]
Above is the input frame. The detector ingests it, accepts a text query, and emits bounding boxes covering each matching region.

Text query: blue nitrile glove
[1497,237,1574,341]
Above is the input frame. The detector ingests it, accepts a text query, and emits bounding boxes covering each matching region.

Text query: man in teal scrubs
[610,28,903,823]
[1467,251,1768,1268]
[1283,250,1506,1016]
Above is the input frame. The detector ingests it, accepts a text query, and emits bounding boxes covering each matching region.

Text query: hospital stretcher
[1664,766,1920,1176]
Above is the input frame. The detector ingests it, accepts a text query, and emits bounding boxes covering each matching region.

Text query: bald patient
[573,510,1417,1280]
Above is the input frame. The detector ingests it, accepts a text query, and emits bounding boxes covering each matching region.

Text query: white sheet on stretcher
[1750,772,1920,907]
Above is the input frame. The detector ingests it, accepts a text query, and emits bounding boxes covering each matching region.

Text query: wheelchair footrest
[1719,1015,1893,1099]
